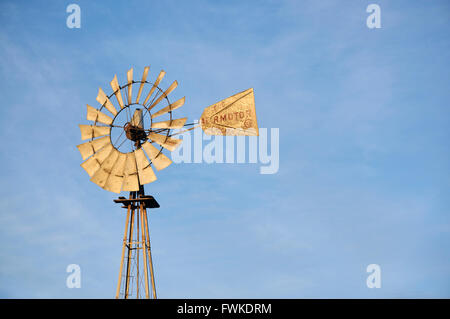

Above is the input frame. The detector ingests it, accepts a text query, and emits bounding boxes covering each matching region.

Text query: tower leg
[143,207,157,299]
[115,193,132,299]
[140,201,150,299]
[124,193,136,298]
[136,201,140,299]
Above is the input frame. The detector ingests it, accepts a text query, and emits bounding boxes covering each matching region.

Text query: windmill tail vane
[75,65,259,299]
[200,87,259,136]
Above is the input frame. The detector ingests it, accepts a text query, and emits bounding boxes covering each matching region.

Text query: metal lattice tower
[115,189,159,299]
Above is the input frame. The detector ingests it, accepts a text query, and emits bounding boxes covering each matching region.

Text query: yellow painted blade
[143,70,166,105]
[148,80,178,111]
[122,152,139,191]
[90,148,120,188]
[148,132,182,152]
[151,97,185,119]
[127,68,133,105]
[86,104,113,125]
[200,88,259,136]
[151,118,187,129]
[78,124,110,140]
[103,152,127,193]
[110,75,124,109]
[141,141,172,171]
[135,148,157,184]
[96,87,118,116]
[76,136,111,160]
[136,66,150,104]
[80,143,113,177]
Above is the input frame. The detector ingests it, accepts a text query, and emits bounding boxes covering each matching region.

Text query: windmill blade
[136,66,150,104]
[122,152,139,191]
[143,70,166,105]
[87,104,113,125]
[151,97,185,119]
[199,88,259,136]
[127,68,133,105]
[141,141,172,171]
[151,118,187,129]
[76,135,111,160]
[148,132,182,152]
[110,75,124,109]
[148,81,178,111]
[135,148,157,184]
[80,143,113,177]
[96,87,118,116]
[90,148,120,188]
[79,124,110,140]
[103,152,127,193]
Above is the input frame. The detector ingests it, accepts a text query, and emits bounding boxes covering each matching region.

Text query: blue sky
[0,0,449,298]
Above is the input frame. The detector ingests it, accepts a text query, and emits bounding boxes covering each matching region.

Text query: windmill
[76,66,259,299]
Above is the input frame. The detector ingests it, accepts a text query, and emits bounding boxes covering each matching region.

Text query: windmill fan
[77,67,189,193]
[76,66,259,299]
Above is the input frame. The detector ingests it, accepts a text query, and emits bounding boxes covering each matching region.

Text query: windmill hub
[124,122,147,142]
